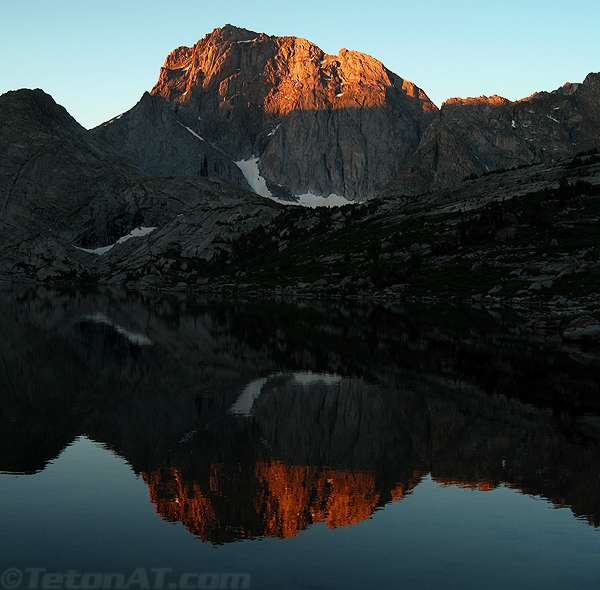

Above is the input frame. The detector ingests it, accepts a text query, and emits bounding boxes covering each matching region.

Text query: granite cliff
[388,73,600,195]
[92,25,600,202]
[93,24,438,203]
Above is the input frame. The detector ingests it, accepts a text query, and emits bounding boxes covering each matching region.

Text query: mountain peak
[203,24,262,45]
[442,95,511,108]
[93,27,600,204]
[136,26,438,201]
[0,88,82,133]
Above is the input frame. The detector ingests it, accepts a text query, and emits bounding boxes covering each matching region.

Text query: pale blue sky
[2,0,599,129]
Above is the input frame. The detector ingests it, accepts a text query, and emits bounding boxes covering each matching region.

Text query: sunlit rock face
[90,24,600,202]
[94,25,437,202]
[388,73,600,196]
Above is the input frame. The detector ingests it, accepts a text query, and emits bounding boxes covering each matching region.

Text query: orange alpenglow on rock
[93,25,600,202]
[433,477,500,492]
[142,461,413,543]
[151,30,434,116]
[254,461,380,533]
[105,24,437,202]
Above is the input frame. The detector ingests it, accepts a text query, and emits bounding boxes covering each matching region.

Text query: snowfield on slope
[235,157,353,208]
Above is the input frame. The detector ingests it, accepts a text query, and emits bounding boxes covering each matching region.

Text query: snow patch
[234,157,273,198]
[229,372,341,417]
[229,376,270,417]
[178,429,197,444]
[266,123,281,137]
[294,372,341,386]
[80,312,153,346]
[295,191,354,208]
[75,226,156,256]
[511,120,516,128]
[178,122,204,141]
[105,112,125,125]
[235,157,353,208]
[546,114,560,123]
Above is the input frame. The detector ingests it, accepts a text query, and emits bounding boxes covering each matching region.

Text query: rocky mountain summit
[93,24,438,203]
[92,25,600,203]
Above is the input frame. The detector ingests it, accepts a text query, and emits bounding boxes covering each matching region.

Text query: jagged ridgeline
[1,24,600,293]
[92,25,600,201]
[91,24,437,203]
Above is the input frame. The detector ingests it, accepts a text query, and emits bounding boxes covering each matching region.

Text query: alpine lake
[1,285,599,590]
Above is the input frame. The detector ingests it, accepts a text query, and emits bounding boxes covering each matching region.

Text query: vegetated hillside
[117,151,600,311]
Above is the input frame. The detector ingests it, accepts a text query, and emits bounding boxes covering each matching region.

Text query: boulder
[495,226,517,243]
[562,315,600,343]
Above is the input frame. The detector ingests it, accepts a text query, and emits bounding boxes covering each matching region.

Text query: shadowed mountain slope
[389,73,600,195]
[93,24,438,202]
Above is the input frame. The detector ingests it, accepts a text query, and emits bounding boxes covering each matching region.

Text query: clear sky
[2,0,599,129]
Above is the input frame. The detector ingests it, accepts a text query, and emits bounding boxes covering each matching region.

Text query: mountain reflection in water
[1,285,600,547]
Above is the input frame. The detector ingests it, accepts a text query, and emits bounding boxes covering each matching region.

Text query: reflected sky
[1,437,599,590]
[1,286,600,589]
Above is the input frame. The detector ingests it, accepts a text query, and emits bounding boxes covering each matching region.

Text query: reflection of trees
[1,286,599,538]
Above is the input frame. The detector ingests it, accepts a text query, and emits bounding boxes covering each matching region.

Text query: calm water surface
[1,286,599,589]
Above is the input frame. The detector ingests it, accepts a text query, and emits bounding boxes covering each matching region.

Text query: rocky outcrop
[0,88,280,283]
[562,315,600,343]
[91,92,250,189]
[0,88,141,249]
[93,25,437,201]
[100,181,280,288]
[8,27,599,212]
[92,25,600,201]
[389,73,600,195]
